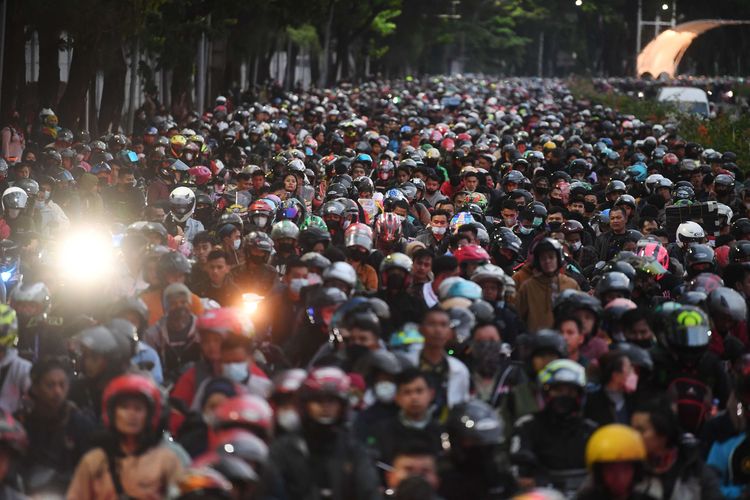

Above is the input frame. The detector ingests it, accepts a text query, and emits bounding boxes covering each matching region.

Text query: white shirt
[422,281,438,308]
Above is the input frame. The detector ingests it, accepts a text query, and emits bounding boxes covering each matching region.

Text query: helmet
[380,252,413,274]
[157,251,191,280]
[300,366,351,402]
[344,223,373,250]
[211,395,274,441]
[272,369,308,396]
[454,244,490,266]
[300,214,328,233]
[270,220,300,241]
[585,424,646,469]
[688,273,724,294]
[538,359,586,389]
[490,227,522,257]
[15,178,39,197]
[664,305,711,349]
[708,287,747,322]
[175,468,232,500]
[375,213,403,243]
[561,220,584,235]
[731,218,750,240]
[247,199,275,231]
[277,199,306,226]
[636,241,669,270]
[596,271,632,297]
[532,238,564,271]
[244,231,274,254]
[322,262,357,288]
[169,186,196,223]
[605,180,626,196]
[0,305,19,348]
[521,202,547,227]
[449,212,476,232]
[214,428,269,467]
[471,264,506,284]
[730,241,750,263]
[684,244,715,272]
[188,165,212,186]
[528,329,567,358]
[446,400,504,447]
[614,194,636,210]
[676,222,705,245]
[553,289,602,318]
[102,374,162,432]
[1,187,28,215]
[438,277,483,301]
[197,308,243,338]
[10,282,51,314]
[300,252,331,272]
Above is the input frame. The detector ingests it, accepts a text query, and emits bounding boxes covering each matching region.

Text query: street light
[575,0,583,6]
[661,3,669,10]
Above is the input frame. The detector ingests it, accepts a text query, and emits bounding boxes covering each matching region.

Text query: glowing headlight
[0,271,11,282]
[241,293,264,315]
[58,229,115,284]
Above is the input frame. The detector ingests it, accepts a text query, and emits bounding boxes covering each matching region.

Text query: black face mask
[278,242,296,255]
[347,248,368,262]
[630,337,656,350]
[547,395,579,417]
[386,271,406,291]
[345,344,369,366]
[535,186,549,196]
[472,340,503,377]
[584,201,597,213]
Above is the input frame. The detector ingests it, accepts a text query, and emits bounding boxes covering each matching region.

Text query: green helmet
[300,215,328,233]
[538,359,586,390]
[665,305,711,349]
[270,220,300,241]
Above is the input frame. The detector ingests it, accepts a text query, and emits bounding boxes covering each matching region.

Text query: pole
[671,0,677,26]
[0,0,7,114]
[537,32,544,77]
[320,0,334,87]
[196,33,206,114]
[636,0,642,55]
[126,38,139,134]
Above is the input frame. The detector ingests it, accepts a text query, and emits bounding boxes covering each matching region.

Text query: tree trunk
[309,47,319,88]
[57,40,96,130]
[98,41,127,133]
[170,58,193,122]
[0,0,26,120]
[37,28,60,107]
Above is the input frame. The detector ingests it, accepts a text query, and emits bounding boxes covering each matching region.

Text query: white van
[657,86,711,117]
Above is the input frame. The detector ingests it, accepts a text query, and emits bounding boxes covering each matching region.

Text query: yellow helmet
[170,134,187,148]
[0,304,18,348]
[543,141,556,151]
[585,424,646,469]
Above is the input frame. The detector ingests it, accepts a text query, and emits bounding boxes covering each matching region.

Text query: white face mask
[373,381,397,403]
[222,362,249,383]
[277,409,301,432]
[570,241,582,252]
[431,226,446,236]
[233,238,241,250]
[289,278,309,295]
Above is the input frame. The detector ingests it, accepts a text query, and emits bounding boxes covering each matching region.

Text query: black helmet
[528,329,567,358]
[684,244,715,272]
[520,201,547,225]
[729,241,750,263]
[595,271,632,298]
[605,180,626,196]
[553,289,603,318]
[664,305,711,350]
[446,399,504,448]
[731,218,750,240]
[532,238,563,271]
[157,252,191,281]
[602,260,636,282]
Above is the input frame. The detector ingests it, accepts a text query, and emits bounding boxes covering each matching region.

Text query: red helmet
[454,244,490,265]
[636,241,669,270]
[375,213,403,243]
[0,411,27,454]
[211,395,274,441]
[271,369,308,397]
[663,153,679,167]
[197,308,243,338]
[102,374,163,433]
[456,132,472,143]
[441,138,455,152]
[300,366,351,402]
[189,165,213,186]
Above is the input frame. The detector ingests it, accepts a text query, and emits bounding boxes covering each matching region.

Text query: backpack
[667,377,712,433]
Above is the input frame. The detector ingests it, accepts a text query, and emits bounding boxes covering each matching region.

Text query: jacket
[0,349,30,414]
[66,444,183,500]
[516,272,580,332]
[404,348,470,409]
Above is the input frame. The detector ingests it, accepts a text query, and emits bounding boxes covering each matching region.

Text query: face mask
[222,362,249,383]
[535,186,549,195]
[472,340,503,377]
[345,344,369,364]
[233,239,241,250]
[289,278,309,295]
[624,371,639,393]
[347,248,367,262]
[312,415,338,425]
[42,191,51,201]
[570,241,582,252]
[395,214,406,223]
[34,200,45,209]
[519,225,533,235]
[277,409,301,432]
[503,217,516,227]
[278,242,296,254]
[631,337,655,349]
[548,395,579,416]
[253,215,268,228]
[431,226,446,236]
[532,217,544,227]
[374,381,397,403]
[584,201,596,213]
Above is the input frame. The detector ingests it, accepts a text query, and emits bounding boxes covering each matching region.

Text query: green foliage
[287,24,321,51]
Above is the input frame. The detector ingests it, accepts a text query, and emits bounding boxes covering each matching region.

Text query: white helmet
[470,264,506,285]
[169,186,196,223]
[322,261,357,289]
[644,174,664,194]
[716,203,733,226]
[676,221,705,246]
[1,187,28,219]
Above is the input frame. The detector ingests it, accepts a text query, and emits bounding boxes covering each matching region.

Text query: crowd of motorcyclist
[0,75,746,499]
